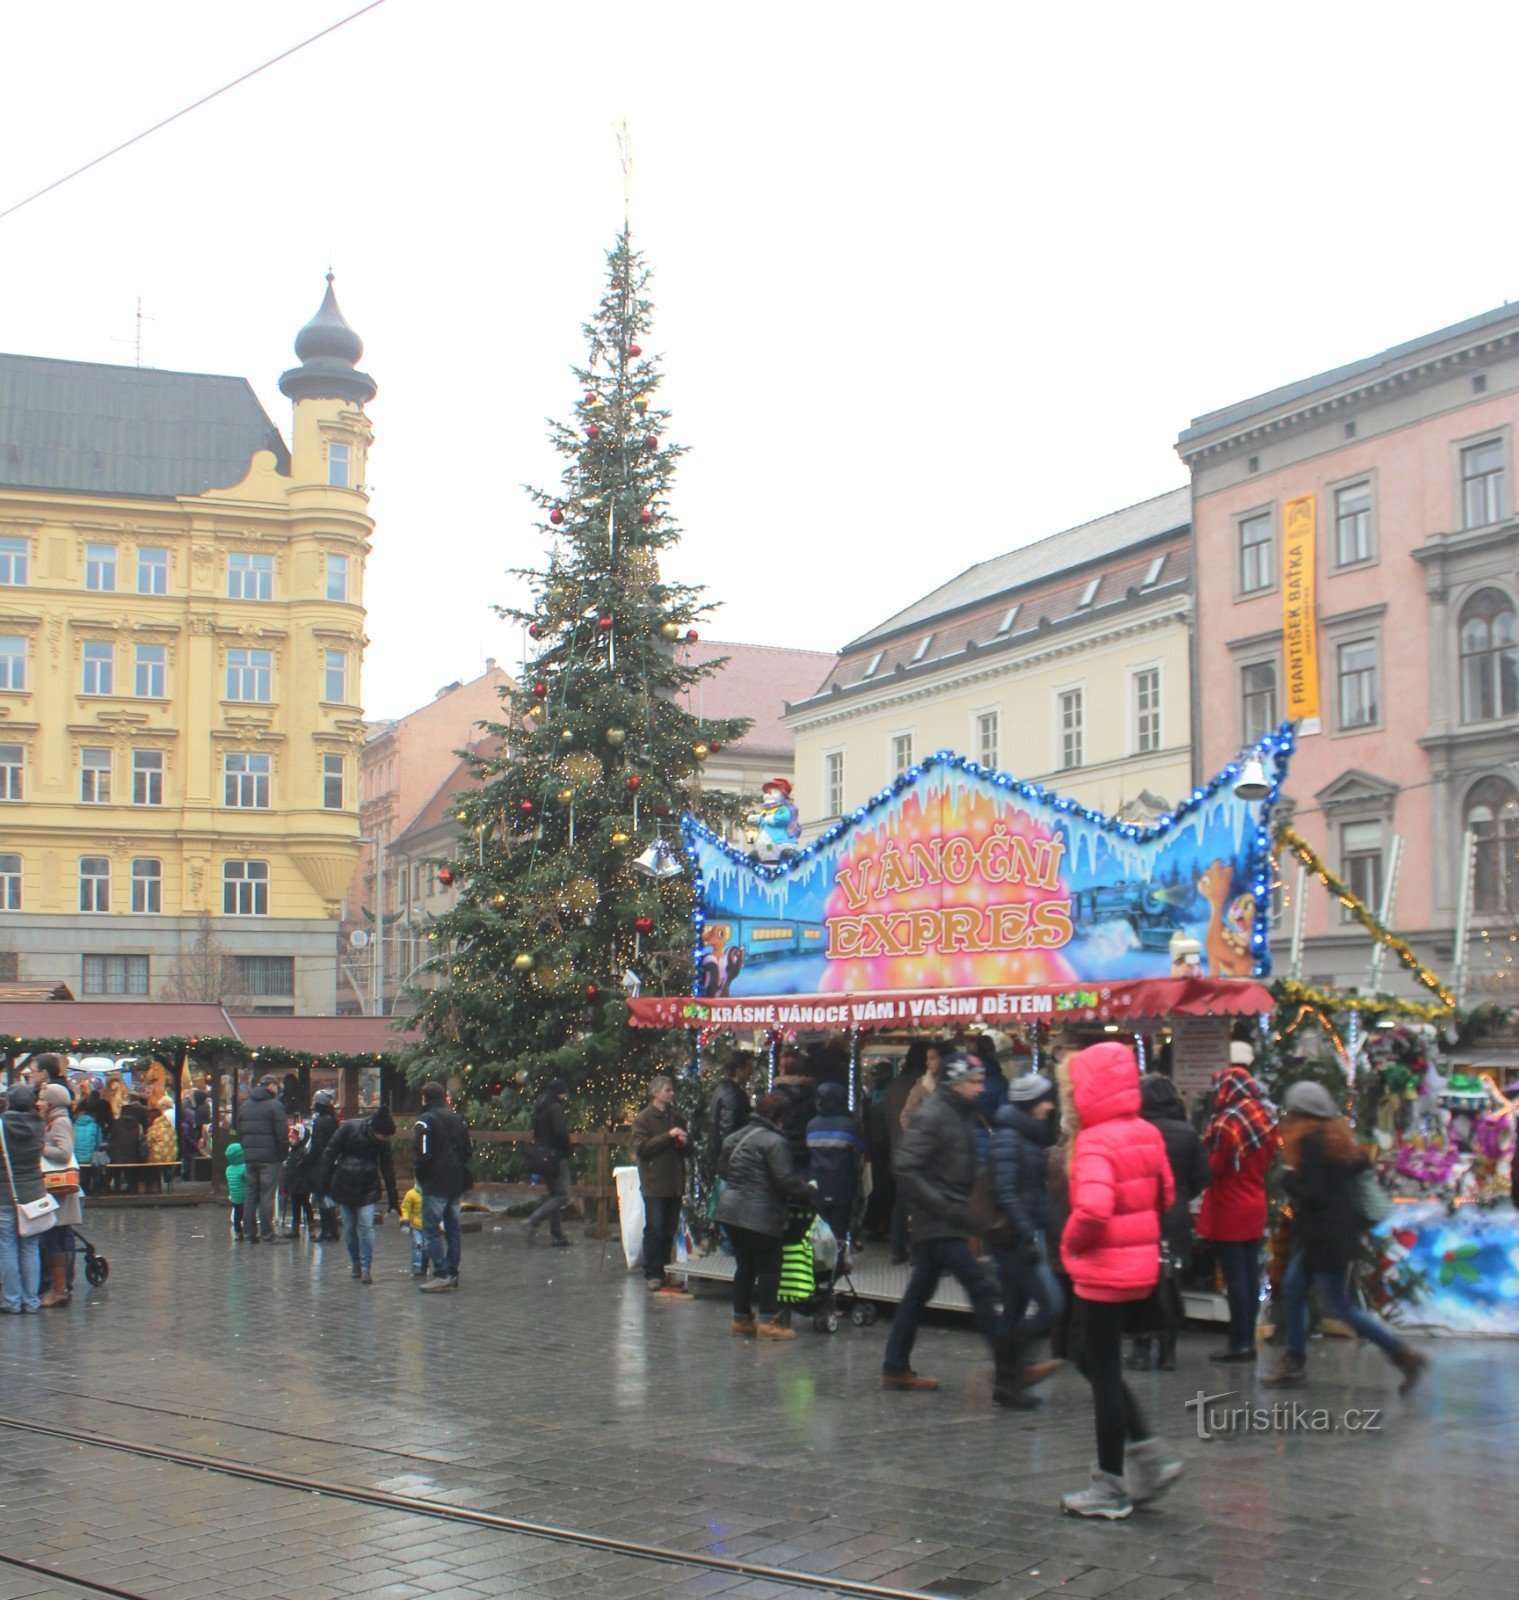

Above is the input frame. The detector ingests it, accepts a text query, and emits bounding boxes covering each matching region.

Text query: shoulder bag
[42,1143,81,1196]
[1,1121,61,1236]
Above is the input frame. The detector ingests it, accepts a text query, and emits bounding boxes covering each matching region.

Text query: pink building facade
[1179,304,1519,999]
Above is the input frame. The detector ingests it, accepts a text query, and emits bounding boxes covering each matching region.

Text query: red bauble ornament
[709,741,723,754]
[533,682,548,698]
[584,391,596,403]
[686,629,699,642]
[644,434,658,450]
[626,775,641,791]
[653,804,669,818]
[437,868,455,887]
[520,799,535,814]
[598,615,614,631]
[633,915,654,934]
[585,983,600,1000]
[549,508,564,526]
[527,623,542,639]
[628,343,642,358]
[639,506,652,524]
[489,1080,503,1096]
[586,424,601,439]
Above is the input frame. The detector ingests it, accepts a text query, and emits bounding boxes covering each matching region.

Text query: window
[1238,512,1274,594]
[82,954,148,996]
[996,604,1021,635]
[1462,438,1507,529]
[1459,588,1518,723]
[0,743,21,801]
[85,543,116,591]
[1134,668,1161,754]
[0,635,24,691]
[225,751,271,809]
[328,440,351,488]
[1341,822,1384,921]
[137,547,169,594]
[976,710,999,770]
[1140,554,1167,589]
[227,551,274,601]
[1467,778,1519,915]
[1337,638,1379,729]
[79,856,111,913]
[81,640,114,695]
[890,732,914,777]
[1076,576,1102,608]
[134,643,166,698]
[0,853,19,910]
[234,954,295,997]
[326,553,349,601]
[323,649,348,703]
[223,859,269,916]
[132,749,163,807]
[1241,661,1278,744]
[1059,688,1084,770]
[862,650,884,679]
[322,753,345,809]
[911,633,934,663]
[0,536,27,586]
[1334,482,1373,567]
[80,747,111,805]
[226,648,272,702]
[130,858,162,914]
[824,751,845,817]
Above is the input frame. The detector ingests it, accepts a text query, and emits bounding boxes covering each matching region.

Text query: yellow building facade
[0,277,376,1011]
[785,490,1195,829]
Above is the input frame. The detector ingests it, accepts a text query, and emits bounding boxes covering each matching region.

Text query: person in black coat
[524,1078,575,1247]
[1127,1075,1211,1371]
[319,1107,399,1284]
[770,1052,817,1172]
[236,1076,289,1243]
[414,1083,472,1292]
[702,1054,754,1191]
[304,1091,341,1241]
[107,1095,150,1195]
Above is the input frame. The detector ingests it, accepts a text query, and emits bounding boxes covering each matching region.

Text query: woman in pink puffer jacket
[1058,1042,1182,1520]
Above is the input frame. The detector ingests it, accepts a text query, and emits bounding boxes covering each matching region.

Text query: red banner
[625,977,1272,1033]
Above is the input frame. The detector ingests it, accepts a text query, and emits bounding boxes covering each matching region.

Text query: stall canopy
[629,734,1292,1031]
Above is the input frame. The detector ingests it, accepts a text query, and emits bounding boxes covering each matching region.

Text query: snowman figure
[747,777,801,863]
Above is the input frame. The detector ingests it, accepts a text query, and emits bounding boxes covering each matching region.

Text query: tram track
[0,1411,950,1600]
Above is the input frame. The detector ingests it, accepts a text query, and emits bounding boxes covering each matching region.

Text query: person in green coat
[224,1141,248,1241]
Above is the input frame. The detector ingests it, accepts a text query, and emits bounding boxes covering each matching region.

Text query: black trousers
[728,1223,784,1318]
[1075,1295,1150,1477]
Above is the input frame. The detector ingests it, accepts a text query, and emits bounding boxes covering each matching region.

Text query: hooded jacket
[989,1097,1057,1243]
[72,1107,103,1165]
[1060,1043,1172,1302]
[224,1141,247,1204]
[1139,1076,1211,1257]
[531,1092,572,1168]
[0,1104,45,1208]
[805,1082,864,1215]
[893,1080,981,1243]
[236,1084,289,1167]
[715,1114,814,1237]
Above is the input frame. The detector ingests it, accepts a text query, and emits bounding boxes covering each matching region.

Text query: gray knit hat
[1283,1080,1337,1119]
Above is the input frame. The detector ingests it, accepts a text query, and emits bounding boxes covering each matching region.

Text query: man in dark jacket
[414,1082,472,1293]
[1127,1074,1210,1370]
[770,1052,817,1172]
[235,1076,288,1243]
[702,1053,754,1191]
[882,1055,1000,1391]
[319,1106,400,1284]
[883,1043,929,1262]
[988,1073,1064,1407]
[304,1091,341,1242]
[861,1061,895,1240]
[631,1075,690,1296]
[524,1078,574,1247]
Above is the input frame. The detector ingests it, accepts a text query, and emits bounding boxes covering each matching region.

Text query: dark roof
[1178,300,1519,447]
[0,352,290,500]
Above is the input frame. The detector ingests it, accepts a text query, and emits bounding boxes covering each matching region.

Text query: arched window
[1459,588,1518,723]
[1465,778,1519,915]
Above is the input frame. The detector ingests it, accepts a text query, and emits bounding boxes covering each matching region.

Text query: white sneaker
[1062,1470,1133,1520]
[1125,1437,1184,1504]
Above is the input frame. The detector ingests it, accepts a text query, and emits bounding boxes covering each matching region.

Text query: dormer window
[1141,554,1167,589]
[995,604,1021,636]
[912,633,934,663]
[1076,576,1102,609]
[328,440,351,488]
[863,650,884,679]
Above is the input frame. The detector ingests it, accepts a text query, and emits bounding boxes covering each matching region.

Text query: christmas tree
[408,231,749,1124]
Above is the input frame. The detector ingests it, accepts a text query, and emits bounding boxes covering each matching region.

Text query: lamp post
[355,833,386,1016]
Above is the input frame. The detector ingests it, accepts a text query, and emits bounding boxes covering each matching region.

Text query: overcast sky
[3,1,1518,719]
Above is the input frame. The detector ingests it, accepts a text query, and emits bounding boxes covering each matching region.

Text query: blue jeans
[0,1206,42,1312]
[1215,1238,1262,1352]
[883,1236,999,1374]
[407,1226,427,1272]
[993,1234,1065,1342]
[340,1203,375,1271]
[1283,1253,1402,1359]
[422,1193,461,1279]
[642,1194,681,1285]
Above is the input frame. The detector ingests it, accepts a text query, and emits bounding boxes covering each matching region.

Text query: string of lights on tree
[404,230,749,1124]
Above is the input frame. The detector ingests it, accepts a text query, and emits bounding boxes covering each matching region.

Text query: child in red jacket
[1060,1042,1182,1520]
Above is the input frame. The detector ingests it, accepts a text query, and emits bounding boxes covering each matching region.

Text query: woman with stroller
[715,1091,817,1341]
[37,1083,82,1308]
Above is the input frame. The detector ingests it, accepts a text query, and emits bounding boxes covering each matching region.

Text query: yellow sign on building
[1282,494,1320,729]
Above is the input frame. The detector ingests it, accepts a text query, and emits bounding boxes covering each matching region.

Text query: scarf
[1205,1066,1277,1168]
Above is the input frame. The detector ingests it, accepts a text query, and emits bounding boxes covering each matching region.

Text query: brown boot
[882,1369,939,1390]
[37,1255,71,1309]
[756,1318,795,1340]
[1391,1344,1429,1396]
[731,1316,757,1337]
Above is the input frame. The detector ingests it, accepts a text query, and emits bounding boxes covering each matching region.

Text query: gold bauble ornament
[693,742,710,761]
[660,621,682,642]
[605,727,627,747]
[492,893,507,907]
[512,953,534,972]
[526,703,544,719]
[556,787,574,803]
[610,830,630,846]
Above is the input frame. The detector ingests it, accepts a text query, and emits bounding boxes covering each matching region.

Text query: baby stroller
[774,1208,877,1333]
[70,1228,110,1288]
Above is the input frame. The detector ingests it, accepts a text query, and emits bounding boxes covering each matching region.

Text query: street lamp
[355,833,386,1016]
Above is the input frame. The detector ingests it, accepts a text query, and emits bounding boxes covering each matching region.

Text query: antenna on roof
[110,296,156,367]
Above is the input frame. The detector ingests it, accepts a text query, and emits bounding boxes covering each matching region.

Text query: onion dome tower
[279,273,376,406]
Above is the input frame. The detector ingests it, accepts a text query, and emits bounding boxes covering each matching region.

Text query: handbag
[1,1121,61,1236]
[42,1149,81,1196]
[966,1165,1016,1246]
[1351,1166,1392,1226]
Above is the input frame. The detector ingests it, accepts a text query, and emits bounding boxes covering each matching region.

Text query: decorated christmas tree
[407,231,749,1123]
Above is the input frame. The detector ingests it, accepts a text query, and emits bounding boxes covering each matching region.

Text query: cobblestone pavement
[0,1209,1511,1600]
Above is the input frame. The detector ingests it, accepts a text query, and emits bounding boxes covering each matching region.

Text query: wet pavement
[0,1207,1512,1600]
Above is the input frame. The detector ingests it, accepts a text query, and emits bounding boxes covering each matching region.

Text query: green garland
[1,1033,401,1076]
